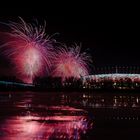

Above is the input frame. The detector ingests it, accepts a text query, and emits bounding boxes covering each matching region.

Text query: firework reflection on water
[0,106,93,140]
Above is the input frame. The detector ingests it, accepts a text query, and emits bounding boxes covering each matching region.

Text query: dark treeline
[1,76,140,92]
[33,76,140,92]
[33,76,83,92]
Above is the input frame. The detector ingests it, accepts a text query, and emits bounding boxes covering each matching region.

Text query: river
[0,91,140,139]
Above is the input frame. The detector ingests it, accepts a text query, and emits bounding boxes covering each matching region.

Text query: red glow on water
[0,106,93,140]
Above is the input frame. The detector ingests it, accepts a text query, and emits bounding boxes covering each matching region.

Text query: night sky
[0,6,139,76]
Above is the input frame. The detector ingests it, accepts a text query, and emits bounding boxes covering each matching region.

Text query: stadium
[82,66,140,89]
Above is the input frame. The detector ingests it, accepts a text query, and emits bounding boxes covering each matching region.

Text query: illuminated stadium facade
[82,67,140,89]
[83,74,140,82]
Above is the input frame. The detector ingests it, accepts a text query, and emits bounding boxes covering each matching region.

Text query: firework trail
[52,44,91,80]
[0,18,56,83]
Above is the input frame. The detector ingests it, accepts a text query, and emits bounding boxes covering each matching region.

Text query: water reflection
[61,92,140,108]
[0,112,92,139]
[0,92,93,140]
[1,91,140,139]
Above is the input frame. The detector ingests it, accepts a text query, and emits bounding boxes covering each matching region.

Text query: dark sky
[0,6,139,76]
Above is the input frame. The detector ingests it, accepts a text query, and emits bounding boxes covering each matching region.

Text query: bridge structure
[0,80,34,89]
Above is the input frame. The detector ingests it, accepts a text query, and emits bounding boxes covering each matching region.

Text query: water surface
[0,91,140,140]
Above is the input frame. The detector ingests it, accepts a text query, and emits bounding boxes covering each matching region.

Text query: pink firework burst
[52,44,91,80]
[1,18,56,83]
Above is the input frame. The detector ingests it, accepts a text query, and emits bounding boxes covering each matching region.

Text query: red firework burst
[0,18,56,83]
[52,44,91,80]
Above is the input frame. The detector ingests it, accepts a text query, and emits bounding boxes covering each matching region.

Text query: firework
[0,18,56,83]
[52,44,91,80]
